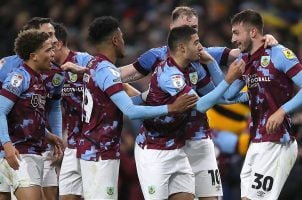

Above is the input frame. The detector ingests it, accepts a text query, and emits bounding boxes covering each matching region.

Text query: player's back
[79,55,123,161]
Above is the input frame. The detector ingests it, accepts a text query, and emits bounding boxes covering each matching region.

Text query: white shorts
[0,173,10,192]
[184,138,223,197]
[135,143,195,200]
[0,154,44,192]
[80,157,120,200]
[241,140,298,200]
[42,151,58,187]
[59,148,82,196]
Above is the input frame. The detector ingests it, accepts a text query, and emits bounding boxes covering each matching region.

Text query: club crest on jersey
[52,73,64,86]
[282,48,295,59]
[68,72,78,82]
[260,56,270,68]
[171,74,185,90]
[10,74,23,87]
[189,72,198,84]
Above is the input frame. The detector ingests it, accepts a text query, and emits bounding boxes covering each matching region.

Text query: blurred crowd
[0,0,302,200]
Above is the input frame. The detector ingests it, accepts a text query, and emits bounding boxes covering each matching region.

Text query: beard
[241,38,253,53]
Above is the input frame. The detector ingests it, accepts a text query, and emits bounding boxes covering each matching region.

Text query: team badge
[68,72,78,82]
[282,48,295,59]
[148,186,156,195]
[260,56,270,68]
[171,75,185,89]
[52,73,64,86]
[10,74,23,87]
[189,72,198,84]
[106,187,114,196]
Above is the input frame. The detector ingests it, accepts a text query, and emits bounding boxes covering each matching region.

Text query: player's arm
[120,47,164,82]
[96,66,197,120]
[61,61,87,74]
[46,99,62,138]
[123,82,140,97]
[0,71,29,170]
[119,64,145,83]
[46,75,64,139]
[267,47,302,133]
[194,59,245,112]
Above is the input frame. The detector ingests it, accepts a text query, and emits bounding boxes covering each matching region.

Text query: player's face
[39,23,58,62]
[115,28,125,58]
[171,15,198,31]
[231,23,252,53]
[34,38,55,72]
[184,33,203,61]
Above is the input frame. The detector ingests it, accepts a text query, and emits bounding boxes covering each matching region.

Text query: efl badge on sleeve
[282,48,295,59]
[68,72,78,82]
[189,72,198,84]
[52,73,64,86]
[171,74,185,89]
[10,74,23,87]
[260,56,270,68]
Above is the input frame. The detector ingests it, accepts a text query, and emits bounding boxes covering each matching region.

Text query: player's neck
[250,36,264,55]
[25,60,42,73]
[96,45,117,64]
[170,53,190,70]
[58,48,70,65]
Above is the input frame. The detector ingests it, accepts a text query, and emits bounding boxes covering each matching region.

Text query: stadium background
[0,0,302,199]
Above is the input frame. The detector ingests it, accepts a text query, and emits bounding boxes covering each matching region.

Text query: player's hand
[61,62,87,74]
[198,49,214,64]
[263,34,278,48]
[266,108,286,134]
[45,132,65,165]
[225,59,245,83]
[3,142,21,170]
[168,93,198,114]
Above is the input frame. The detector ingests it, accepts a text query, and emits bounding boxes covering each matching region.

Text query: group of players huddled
[0,5,301,200]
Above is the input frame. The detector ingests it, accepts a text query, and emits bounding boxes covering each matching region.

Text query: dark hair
[14,30,50,61]
[22,17,53,31]
[168,25,197,52]
[172,6,198,22]
[53,22,68,46]
[231,9,263,34]
[88,16,119,44]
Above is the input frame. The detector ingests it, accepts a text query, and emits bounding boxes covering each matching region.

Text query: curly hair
[14,30,50,60]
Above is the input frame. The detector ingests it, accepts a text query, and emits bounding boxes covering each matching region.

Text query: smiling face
[32,38,55,72]
[231,22,253,53]
[183,33,203,62]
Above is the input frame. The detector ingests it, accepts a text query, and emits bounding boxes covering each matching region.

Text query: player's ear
[178,43,185,53]
[250,27,257,38]
[56,41,63,50]
[30,52,38,61]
